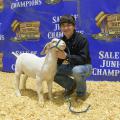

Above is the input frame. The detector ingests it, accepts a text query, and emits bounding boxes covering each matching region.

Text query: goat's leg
[47,80,53,100]
[15,72,21,96]
[21,74,28,89]
[36,76,44,104]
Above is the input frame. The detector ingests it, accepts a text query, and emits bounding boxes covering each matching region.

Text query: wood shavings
[0,72,120,120]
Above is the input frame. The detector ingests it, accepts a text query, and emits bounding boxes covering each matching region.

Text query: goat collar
[49,39,63,51]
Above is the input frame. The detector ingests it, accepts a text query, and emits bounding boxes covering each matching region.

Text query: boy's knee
[72,66,85,77]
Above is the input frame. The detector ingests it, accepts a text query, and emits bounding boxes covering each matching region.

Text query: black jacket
[58,31,91,66]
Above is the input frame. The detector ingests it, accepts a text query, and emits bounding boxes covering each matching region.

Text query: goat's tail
[12,52,19,58]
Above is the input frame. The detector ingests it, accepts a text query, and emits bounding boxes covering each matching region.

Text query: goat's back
[15,53,45,78]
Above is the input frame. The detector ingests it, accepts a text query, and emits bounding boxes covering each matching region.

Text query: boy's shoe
[75,92,90,102]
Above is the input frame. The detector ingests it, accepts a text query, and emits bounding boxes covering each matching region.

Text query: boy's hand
[56,51,67,59]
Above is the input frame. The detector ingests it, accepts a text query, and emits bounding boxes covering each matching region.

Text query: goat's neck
[45,50,57,65]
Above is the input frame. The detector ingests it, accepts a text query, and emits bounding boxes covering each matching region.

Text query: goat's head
[40,38,66,55]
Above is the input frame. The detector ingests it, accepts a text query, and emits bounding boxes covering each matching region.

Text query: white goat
[12,38,66,104]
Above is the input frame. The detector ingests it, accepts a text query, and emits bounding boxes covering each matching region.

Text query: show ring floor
[0,72,120,120]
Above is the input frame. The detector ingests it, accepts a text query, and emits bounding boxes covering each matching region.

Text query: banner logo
[11,20,40,42]
[45,0,61,4]
[0,0,4,11]
[0,53,3,71]
[92,11,120,41]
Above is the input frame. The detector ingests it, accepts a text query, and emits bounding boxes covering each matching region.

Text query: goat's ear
[40,42,51,55]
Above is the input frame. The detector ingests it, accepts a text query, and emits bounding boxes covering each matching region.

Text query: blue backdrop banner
[0,0,120,81]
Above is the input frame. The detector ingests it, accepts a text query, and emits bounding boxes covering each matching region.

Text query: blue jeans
[54,64,92,97]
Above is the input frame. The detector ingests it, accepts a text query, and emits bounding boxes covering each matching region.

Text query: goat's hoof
[48,100,53,105]
[49,97,53,101]
[38,100,45,107]
[15,92,21,97]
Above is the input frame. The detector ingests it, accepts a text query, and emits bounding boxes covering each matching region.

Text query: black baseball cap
[59,15,75,26]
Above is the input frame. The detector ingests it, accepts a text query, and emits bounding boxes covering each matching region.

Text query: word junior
[99,51,120,68]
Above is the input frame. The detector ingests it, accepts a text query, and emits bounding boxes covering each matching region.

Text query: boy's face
[60,23,75,38]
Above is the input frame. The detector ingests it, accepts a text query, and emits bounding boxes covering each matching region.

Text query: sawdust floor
[0,72,120,120]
